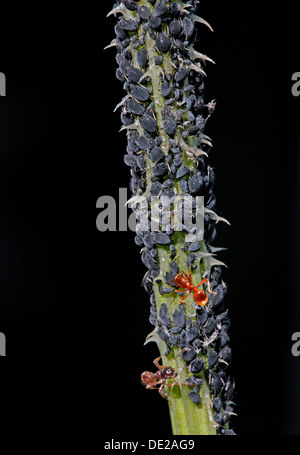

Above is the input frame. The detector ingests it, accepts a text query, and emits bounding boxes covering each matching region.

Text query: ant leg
[161,380,181,398]
[165,381,178,388]
[170,378,181,387]
[178,290,192,305]
[206,280,217,295]
[153,356,164,370]
[146,384,159,390]
[170,289,186,305]
[147,384,161,390]
[159,382,169,400]
[196,278,207,288]
[172,289,192,305]
[182,267,193,281]
[146,379,163,391]
[196,278,217,294]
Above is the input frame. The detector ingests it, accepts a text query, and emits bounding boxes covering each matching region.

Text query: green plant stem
[151,236,216,435]
[120,0,218,435]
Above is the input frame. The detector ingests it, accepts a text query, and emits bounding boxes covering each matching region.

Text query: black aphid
[205,317,216,335]
[154,2,168,17]
[188,388,201,405]
[137,47,148,67]
[176,165,190,179]
[185,377,196,387]
[149,16,162,30]
[150,181,162,196]
[127,99,144,116]
[121,111,134,126]
[219,331,229,348]
[143,232,155,249]
[169,334,179,346]
[134,234,144,247]
[137,154,146,170]
[163,117,177,137]
[155,55,163,65]
[136,135,148,150]
[165,271,175,284]
[121,0,138,11]
[221,346,232,364]
[140,114,157,134]
[192,377,202,387]
[120,19,137,31]
[161,80,172,98]
[214,413,223,426]
[159,285,174,295]
[131,85,150,102]
[186,326,199,344]
[179,180,188,193]
[208,350,219,369]
[156,32,171,53]
[159,303,171,328]
[181,348,197,363]
[213,397,222,413]
[150,146,165,162]
[162,179,173,189]
[124,154,135,167]
[188,173,203,194]
[169,261,179,275]
[169,20,182,37]
[170,326,181,334]
[173,309,186,329]
[187,243,201,252]
[137,5,152,20]
[224,380,235,402]
[152,162,168,177]
[127,67,144,83]
[183,17,195,39]
[175,68,188,83]
[173,154,182,168]
[153,232,171,245]
[157,326,169,342]
[190,358,204,374]
[210,375,223,396]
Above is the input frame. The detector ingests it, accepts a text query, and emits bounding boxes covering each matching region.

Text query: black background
[0,2,300,439]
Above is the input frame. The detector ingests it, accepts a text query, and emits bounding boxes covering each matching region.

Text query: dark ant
[171,270,216,306]
[141,356,179,400]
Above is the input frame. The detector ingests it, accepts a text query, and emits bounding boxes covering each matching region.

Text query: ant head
[193,289,208,306]
[161,367,177,379]
[141,371,156,386]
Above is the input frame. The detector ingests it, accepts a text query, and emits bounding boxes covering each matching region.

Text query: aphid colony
[110,0,235,435]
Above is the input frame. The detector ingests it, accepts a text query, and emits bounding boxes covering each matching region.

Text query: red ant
[141,356,179,400]
[171,270,216,306]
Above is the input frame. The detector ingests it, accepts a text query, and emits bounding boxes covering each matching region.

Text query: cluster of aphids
[153,284,236,434]
[111,0,235,434]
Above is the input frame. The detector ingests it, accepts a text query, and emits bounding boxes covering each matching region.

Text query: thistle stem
[111,0,236,436]
[153,239,216,435]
